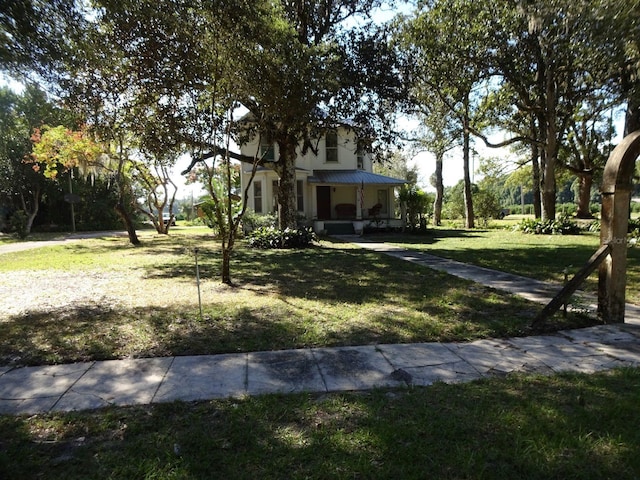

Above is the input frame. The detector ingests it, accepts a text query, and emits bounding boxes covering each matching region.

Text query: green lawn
[2,368,640,479]
[2,225,639,479]
[372,224,640,305]
[0,228,595,366]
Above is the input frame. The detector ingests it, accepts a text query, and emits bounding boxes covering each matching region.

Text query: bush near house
[247,226,318,249]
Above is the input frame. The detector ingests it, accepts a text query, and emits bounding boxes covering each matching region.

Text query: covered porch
[307,170,405,234]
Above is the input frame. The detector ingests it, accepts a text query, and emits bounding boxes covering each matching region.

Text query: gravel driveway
[0,232,144,316]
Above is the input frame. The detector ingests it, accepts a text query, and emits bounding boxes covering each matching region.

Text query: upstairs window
[325,130,338,163]
[357,154,364,170]
[260,138,275,161]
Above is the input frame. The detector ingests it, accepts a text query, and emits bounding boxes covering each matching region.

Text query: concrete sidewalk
[1,324,640,416]
[2,237,640,416]
[346,236,640,325]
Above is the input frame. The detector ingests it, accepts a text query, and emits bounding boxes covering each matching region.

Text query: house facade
[239,126,405,234]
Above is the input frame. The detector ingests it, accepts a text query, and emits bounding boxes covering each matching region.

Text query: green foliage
[515,215,581,235]
[241,210,278,233]
[474,190,501,227]
[247,226,317,249]
[627,218,640,247]
[443,181,466,220]
[31,125,103,179]
[398,184,432,230]
[9,209,28,239]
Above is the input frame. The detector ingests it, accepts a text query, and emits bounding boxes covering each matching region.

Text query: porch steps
[324,222,355,235]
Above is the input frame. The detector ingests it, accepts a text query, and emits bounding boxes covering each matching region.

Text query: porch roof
[307,170,405,186]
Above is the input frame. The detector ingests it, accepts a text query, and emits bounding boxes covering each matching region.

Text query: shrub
[10,210,29,239]
[557,203,577,216]
[587,220,601,233]
[474,190,501,227]
[242,211,278,234]
[514,214,581,235]
[628,218,640,232]
[247,226,317,249]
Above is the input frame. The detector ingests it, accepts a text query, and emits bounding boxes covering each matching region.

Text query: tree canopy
[1,0,639,236]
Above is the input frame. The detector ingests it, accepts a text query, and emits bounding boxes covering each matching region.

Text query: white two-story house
[239,125,405,234]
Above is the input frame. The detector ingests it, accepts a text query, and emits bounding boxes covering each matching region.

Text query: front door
[317,186,331,220]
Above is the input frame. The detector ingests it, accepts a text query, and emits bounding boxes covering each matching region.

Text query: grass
[0,228,595,366]
[2,225,639,478]
[2,368,640,479]
[372,223,640,305]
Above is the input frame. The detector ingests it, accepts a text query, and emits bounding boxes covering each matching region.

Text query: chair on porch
[367,203,382,218]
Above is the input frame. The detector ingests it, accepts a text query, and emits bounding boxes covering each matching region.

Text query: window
[260,139,275,161]
[296,180,304,212]
[325,130,338,163]
[253,181,263,213]
[272,180,279,213]
[357,154,364,170]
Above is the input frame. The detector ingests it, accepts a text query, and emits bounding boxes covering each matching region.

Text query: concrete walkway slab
[248,349,325,395]
[594,343,640,365]
[402,360,483,386]
[53,358,172,412]
[312,346,403,391]
[559,325,640,344]
[0,363,93,415]
[377,342,460,368]
[446,339,540,376]
[154,354,246,403]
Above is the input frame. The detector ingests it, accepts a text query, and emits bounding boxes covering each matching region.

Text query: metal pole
[69,171,76,233]
[194,247,203,319]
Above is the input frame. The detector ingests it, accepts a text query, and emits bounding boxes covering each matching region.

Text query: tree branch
[180,146,273,175]
[467,125,542,148]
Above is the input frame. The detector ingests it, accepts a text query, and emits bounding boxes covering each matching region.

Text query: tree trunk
[433,153,444,226]
[221,247,232,284]
[531,140,542,219]
[625,90,640,136]
[575,173,594,219]
[541,69,558,221]
[114,202,140,245]
[462,110,474,229]
[20,187,40,235]
[275,136,299,230]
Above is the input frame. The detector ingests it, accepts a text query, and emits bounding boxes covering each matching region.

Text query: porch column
[356,184,363,220]
[311,185,318,219]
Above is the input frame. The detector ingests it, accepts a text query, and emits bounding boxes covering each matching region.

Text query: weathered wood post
[598,131,640,323]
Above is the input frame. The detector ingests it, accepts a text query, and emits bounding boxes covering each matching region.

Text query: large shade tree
[398,0,500,228]
[399,0,639,221]
[65,0,279,278]
[475,0,639,219]
[0,0,85,75]
[0,85,75,234]
[173,0,402,229]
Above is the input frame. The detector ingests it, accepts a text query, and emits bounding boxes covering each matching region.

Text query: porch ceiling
[307,170,405,185]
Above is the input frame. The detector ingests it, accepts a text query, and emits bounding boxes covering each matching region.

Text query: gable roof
[307,170,405,186]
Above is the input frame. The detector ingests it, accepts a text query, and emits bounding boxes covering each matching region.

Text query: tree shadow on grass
[363,229,488,246]
[2,369,639,479]
[0,282,587,368]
